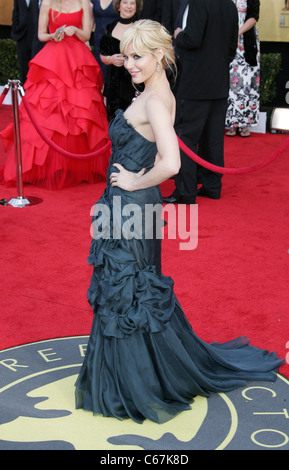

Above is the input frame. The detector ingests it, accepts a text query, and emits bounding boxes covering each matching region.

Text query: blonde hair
[120,20,176,74]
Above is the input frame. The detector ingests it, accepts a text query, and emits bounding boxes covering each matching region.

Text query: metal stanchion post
[7,80,31,207]
[0,80,42,208]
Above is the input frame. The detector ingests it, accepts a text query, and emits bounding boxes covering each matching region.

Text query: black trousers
[174,98,228,200]
[16,39,32,85]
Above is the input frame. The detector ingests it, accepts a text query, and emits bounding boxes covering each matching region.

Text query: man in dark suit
[32,0,44,57]
[163,0,238,204]
[161,0,181,35]
[11,0,43,84]
[140,0,163,22]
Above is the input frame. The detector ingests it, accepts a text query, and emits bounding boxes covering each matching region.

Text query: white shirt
[182,5,189,29]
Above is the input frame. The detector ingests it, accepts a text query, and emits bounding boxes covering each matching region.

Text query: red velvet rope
[178,136,289,175]
[0,86,9,106]
[21,95,111,160]
[3,90,289,172]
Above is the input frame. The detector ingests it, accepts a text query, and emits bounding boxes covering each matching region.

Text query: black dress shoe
[162,194,196,204]
[197,187,220,199]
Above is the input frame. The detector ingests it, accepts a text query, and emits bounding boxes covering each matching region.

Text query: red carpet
[0,104,288,378]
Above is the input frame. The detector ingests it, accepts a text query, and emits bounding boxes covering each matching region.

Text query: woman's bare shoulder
[145,90,175,124]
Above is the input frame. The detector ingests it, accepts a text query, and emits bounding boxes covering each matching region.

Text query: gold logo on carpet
[0,337,288,451]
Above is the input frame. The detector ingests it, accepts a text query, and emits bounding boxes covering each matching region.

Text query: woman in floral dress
[226,0,260,137]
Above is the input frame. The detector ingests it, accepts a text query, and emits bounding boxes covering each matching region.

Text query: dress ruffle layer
[0,10,110,190]
[87,237,175,339]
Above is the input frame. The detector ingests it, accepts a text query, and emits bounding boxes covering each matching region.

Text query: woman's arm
[239,0,259,36]
[239,17,256,36]
[99,21,125,66]
[38,0,56,42]
[110,96,181,191]
[100,53,125,66]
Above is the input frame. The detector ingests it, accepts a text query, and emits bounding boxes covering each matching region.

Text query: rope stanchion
[10,80,26,205]
[21,95,111,160]
[178,136,289,175]
[0,80,42,208]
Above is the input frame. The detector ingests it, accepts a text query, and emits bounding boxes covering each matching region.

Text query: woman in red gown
[1,0,111,190]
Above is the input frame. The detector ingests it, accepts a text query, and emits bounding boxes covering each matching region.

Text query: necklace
[132,90,141,102]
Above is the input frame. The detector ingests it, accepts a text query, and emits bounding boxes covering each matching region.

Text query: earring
[157,62,160,72]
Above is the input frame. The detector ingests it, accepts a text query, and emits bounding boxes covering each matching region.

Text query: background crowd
[3,0,260,194]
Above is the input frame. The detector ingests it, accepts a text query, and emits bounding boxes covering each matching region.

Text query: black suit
[161,0,182,34]
[169,0,238,202]
[31,0,44,57]
[11,0,42,84]
[140,0,163,21]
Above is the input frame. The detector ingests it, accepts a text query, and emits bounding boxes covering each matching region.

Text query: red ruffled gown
[0,9,111,190]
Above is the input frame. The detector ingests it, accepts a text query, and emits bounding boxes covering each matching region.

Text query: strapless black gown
[75,110,284,424]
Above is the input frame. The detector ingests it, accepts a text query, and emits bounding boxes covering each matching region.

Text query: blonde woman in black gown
[75,20,284,424]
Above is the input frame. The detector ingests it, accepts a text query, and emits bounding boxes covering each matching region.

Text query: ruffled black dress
[75,110,284,423]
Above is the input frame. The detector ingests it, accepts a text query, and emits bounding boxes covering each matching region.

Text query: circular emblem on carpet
[0,336,288,451]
